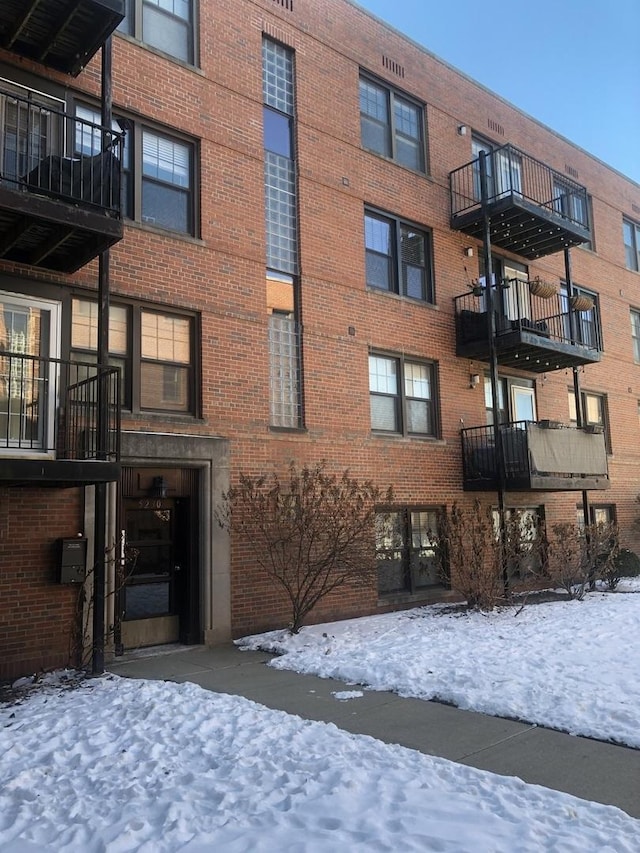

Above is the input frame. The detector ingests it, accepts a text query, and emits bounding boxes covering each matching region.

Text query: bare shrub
[218,461,392,633]
[590,522,620,590]
[437,500,503,610]
[543,521,619,599]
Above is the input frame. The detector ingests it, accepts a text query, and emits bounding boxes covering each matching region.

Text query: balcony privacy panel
[528,426,607,476]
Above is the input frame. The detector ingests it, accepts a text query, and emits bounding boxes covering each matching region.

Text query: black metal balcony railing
[461,421,609,492]
[454,280,602,372]
[0,350,120,462]
[0,0,125,77]
[0,86,124,271]
[449,145,591,259]
[0,87,123,213]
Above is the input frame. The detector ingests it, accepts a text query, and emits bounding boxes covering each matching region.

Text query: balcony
[461,421,609,492]
[0,86,123,272]
[0,0,124,77]
[450,145,591,259]
[0,350,120,487]
[454,280,601,373]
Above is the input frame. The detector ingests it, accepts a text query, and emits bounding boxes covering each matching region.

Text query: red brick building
[2,0,640,679]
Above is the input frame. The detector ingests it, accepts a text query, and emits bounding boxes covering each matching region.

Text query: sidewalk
[108,643,640,819]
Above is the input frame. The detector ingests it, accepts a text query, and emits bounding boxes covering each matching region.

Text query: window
[631,310,640,362]
[568,389,610,452]
[623,218,640,272]
[560,284,601,349]
[263,39,302,429]
[76,103,194,234]
[369,353,437,436]
[365,211,434,302]
[141,130,192,233]
[0,292,60,451]
[71,298,196,415]
[376,508,442,595]
[493,507,545,580]
[576,503,616,530]
[484,376,535,425]
[75,104,132,217]
[267,271,301,428]
[552,179,589,228]
[117,0,195,64]
[359,76,425,172]
[472,136,522,202]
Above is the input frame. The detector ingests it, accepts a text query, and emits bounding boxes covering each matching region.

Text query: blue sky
[354,0,640,185]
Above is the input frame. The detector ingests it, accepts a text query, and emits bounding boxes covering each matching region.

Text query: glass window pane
[140,362,190,411]
[407,398,430,433]
[263,39,294,115]
[360,115,389,157]
[585,394,603,424]
[125,582,170,619]
[141,312,191,363]
[360,80,388,123]
[369,356,397,394]
[143,132,190,186]
[71,299,128,355]
[264,108,292,157]
[143,1,191,62]
[141,181,189,232]
[404,362,430,399]
[366,252,392,290]
[371,395,397,431]
[365,216,391,254]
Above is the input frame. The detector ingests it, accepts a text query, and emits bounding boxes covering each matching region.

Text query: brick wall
[1,0,640,665]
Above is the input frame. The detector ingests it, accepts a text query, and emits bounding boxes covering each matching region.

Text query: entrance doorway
[118,468,199,650]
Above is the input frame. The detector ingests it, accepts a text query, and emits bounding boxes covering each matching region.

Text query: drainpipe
[564,248,590,531]
[92,36,113,675]
[479,152,508,595]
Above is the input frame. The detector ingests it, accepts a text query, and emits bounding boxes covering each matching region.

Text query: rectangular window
[631,310,640,362]
[263,39,297,275]
[141,130,192,233]
[0,292,60,452]
[376,508,442,594]
[553,179,589,228]
[359,76,425,172]
[568,389,610,452]
[369,353,436,436]
[267,272,301,429]
[71,298,196,415]
[623,218,640,272]
[118,0,195,65]
[75,103,194,234]
[577,503,616,530]
[364,211,434,302]
[559,284,601,349]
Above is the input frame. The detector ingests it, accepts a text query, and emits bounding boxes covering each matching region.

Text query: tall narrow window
[141,130,192,233]
[631,309,640,362]
[263,39,302,428]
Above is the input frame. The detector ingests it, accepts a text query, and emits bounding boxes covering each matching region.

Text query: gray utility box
[59,538,88,584]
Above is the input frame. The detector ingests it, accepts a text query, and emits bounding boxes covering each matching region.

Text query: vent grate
[565,164,579,179]
[382,55,405,78]
[487,118,504,137]
[272,0,293,9]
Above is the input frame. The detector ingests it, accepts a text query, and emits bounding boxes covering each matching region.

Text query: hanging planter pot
[570,294,595,312]
[470,281,484,297]
[528,277,557,299]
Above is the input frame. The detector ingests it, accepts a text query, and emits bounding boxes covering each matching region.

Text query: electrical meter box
[59,538,88,584]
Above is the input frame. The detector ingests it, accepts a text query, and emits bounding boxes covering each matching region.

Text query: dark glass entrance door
[122,497,191,646]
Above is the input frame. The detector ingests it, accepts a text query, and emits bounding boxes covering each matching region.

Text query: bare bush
[218,461,392,633]
[437,500,503,610]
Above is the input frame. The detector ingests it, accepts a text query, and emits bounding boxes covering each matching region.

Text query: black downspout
[92,36,113,676]
[478,151,508,595]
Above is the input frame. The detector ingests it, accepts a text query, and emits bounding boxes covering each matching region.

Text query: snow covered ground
[1,582,639,851]
[1,673,639,852]
[239,581,640,749]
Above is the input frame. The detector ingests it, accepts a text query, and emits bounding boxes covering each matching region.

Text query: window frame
[559,283,602,350]
[75,101,197,237]
[568,388,611,454]
[359,74,426,173]
[364,208,435,303]
[623,217,640,272]
[376,506,444,596]
[71,296,199,417]
[631,309,640,362]
[117,0,197,66]
[369,351,438,438]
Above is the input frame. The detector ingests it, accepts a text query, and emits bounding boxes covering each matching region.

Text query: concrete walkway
[108,644,640,819]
